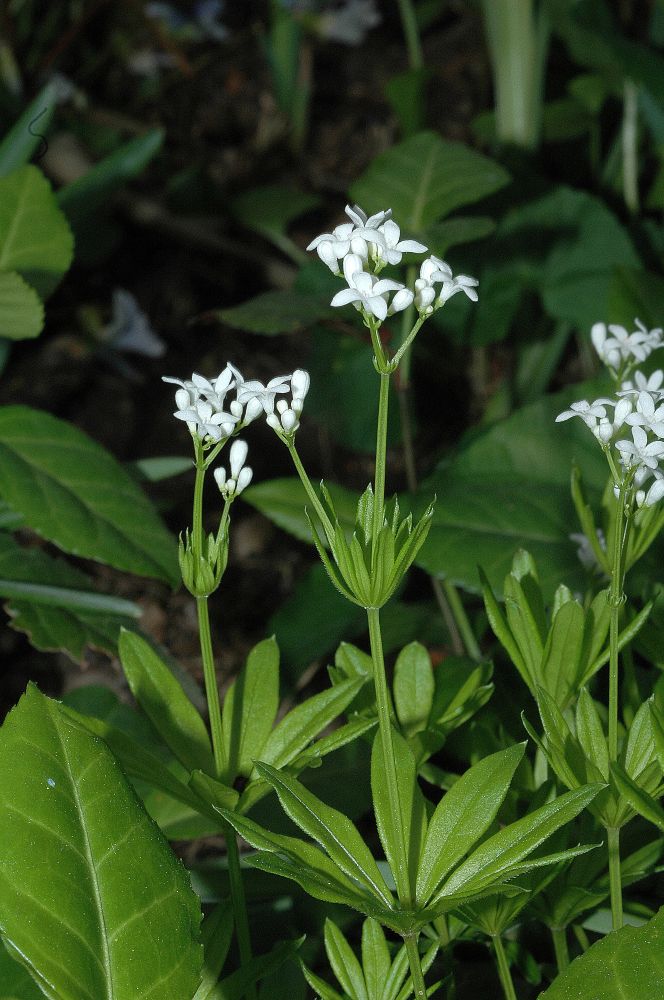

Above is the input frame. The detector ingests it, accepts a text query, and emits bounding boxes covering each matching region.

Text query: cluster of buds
[557,319,664,508]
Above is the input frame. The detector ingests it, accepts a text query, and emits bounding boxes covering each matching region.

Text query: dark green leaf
[324,918,368,1000]
[244,478,358,545]
[0,83,58,177]
[0,406,179,584]
[222,636,280,780]
[416,744,525,905]
[219,291,334,335]
[254,762,394,906]
[0,270,44,340]
[119,629,214,774]
[423,216,495,257]
[210,937,303,1000]
[192,904,234,1000]
[393,642,434,737]
[0,685,202,1000]
[0,165,74,298]
[610,763,664,833]
[349,132,510,231]
[538,904,664,1000]
[0,936,44,999]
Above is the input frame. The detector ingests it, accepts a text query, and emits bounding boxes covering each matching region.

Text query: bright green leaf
[222,636,280,781]
[361,919,391,1000]
[393,643,434,736]
[0,406,179,584]
[324,919,368,1000]
[0,685,202,1000]
[0,270,43,340]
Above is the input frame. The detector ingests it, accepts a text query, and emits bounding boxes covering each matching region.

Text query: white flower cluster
[591,320,663,375]
[163,362,311,496]
[557,369,664,507]
[307,203,478,324]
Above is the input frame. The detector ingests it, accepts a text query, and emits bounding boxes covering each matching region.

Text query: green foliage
[539,905,664,1000]
[0,406,179,585]
[0,685,203,1000]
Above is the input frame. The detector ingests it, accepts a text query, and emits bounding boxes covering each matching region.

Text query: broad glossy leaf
[436,784,602,901]
[324,918,368,1000]
[0,165,74,298]
[254,762,394,906]
[0,270,43,340]
[424,216,495,256]
[0,685,202,1000]
[222,637,279,781]
[418,382,607,597]
[0,533,139,659]
[371,729,427,900]
[244,477,357,545]
[539,904,664,1000]
[219,291,334,335]
[0,406,179,584]
[416,744,525,905]
[120,628,214,774]
[0,937,44,999]
[349,131,510,230]
[0,83,58,176]
[393,642,434,736]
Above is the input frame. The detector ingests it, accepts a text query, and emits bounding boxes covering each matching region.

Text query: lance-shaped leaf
[371,729,427,901]
[324,918,368,1000]
[222,637,279,782]
[300,962,345,1000]
[120,629,214,774]
[624,699,657,781]
[0,685,202,1000]
[192,904,234,1000]
[575,689,609,780]
[394,642,435,737]
[542,596,585,705]
[361,918,391,1000]
[432,784,603,903]
[0,406,179,584]
[416,743,525,905]
[208,937,303,1000]
[217,808,379,911]
[610,763,664,833]
[253,762,394,906]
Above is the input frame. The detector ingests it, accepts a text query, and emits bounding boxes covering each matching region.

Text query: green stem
[441,579,482,660]
[192,455,256,999]
[287,441,335,539]
[403,934,428,1000]
[396,0,423,69]
[493,935,517,1000]
[608,826,624,931]
[608,487,627,763]
[551,926,569,973]
[373,372,391,539]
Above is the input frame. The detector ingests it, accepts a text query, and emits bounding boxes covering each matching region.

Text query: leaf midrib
[53,707,114,1000]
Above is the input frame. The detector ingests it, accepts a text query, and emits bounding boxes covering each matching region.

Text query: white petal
[396,238,427,254]
[213,467,226,489]
[229,439,248,478]
[331,288,362,308]
[281,409,298,432]
[366,295,388,321]
[236,467,253,493]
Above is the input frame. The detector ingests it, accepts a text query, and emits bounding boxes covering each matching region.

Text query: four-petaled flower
[330,253,410,321]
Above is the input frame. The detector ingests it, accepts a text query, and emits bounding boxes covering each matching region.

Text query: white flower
[318,0,381,46]
[619,369,664,396]
[615,425,664,471]
[413,255,478,313]
[214,439,253,498]
[624,390,664,437]
[267,399,301,435]
[228,363,291,416]
[639,473,664,507]
[164,369,238,441]
[591,320,661,371]
[344,204,391,229]
[370,220,427,266]
[307,209,389,271]
[556,398,613,429]
[330,254,408,321]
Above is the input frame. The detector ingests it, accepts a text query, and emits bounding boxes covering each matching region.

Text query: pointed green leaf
[300,962,345,1000]
[256,676,365,773]
[254,762,394,906]
[371,728,427,900]
[435,784,603,901]
[210,937,302,1000]
[0,406,179,584]
[624,700,656,781]
[480,567,528,681]
[119,629,214,774]
[575,689,609,781]
[585,602,653,682]
[416,743,525,905]
[393,643,434,737]
[0,270,44,340]
[222,637,279,781]
[650,704,664,772]
[543,598,585,704]
[0,685,202,1000]
[361,919,391,1000]
[504,573,544,689]
[610,763,664,833]
[324,919,368,1000]
[192,904,234,1000]
[0,83,59,176]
